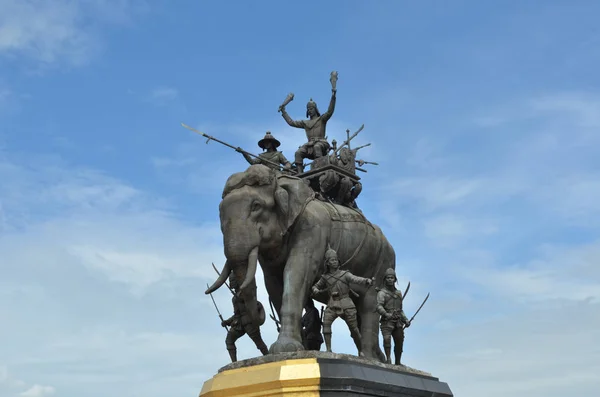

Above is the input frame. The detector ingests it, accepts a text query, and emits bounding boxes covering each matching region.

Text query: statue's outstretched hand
[404,320,411,329]
[235,147,243,153]
[221,320,228,327]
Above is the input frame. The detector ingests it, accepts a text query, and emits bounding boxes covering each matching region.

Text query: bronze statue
[311,246,374,356]
[278,71,338,173]
[376,268,410,365]
[221,272,269,362]
[206,164,395,361]
[301,299,323,351]
[238,132,292,171]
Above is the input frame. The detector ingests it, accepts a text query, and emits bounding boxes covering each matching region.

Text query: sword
[206,283,229,332]
[402,281,410,301]
[407,292,430,326]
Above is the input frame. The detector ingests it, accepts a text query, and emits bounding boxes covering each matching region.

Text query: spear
[181,123,284,171]
[335,124,365,154]
[206,283,229,332]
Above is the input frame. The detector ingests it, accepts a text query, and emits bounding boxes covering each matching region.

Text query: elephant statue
[205,164,395,361]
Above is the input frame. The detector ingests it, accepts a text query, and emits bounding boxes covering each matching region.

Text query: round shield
[257,301,266,326]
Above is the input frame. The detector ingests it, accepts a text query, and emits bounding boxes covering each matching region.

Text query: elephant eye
[251,201,262,212]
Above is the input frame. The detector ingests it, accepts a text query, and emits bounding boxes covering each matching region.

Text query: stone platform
[199,351,454,396]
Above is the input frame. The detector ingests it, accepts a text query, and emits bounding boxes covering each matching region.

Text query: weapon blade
[402,281,411,301]
[408,292,430,324]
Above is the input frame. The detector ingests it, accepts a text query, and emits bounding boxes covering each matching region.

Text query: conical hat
[258,131,281,149]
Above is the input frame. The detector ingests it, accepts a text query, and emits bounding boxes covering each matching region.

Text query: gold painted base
[199,358,320,397]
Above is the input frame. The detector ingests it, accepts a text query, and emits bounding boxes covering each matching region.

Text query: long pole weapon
[206,283,229,332]
[181,123,284,171]
[269,299,281,333]
[210,263,281,331]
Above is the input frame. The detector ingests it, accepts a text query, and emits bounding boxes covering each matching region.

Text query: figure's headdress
[257,131,281,149]
[384,267,397,282]
[324,244,338,263]
[306,98,321,118]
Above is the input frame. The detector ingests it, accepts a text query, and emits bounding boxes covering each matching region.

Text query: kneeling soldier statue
[376,268,411,365]
[221,273,269,362]
[312,246,373,356]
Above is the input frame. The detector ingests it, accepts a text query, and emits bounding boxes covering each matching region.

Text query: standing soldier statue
[278,71,338,173]
[376,268,411,365]
[237,131,292,171]
[301,298,323,351]
[311,246,373,356]
[221,272,269,362]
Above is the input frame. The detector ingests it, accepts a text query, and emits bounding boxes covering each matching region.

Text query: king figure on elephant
[279,71,338,174]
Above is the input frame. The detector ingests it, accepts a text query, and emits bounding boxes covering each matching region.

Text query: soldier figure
[312,246,373,356]
[221,273,269,362]
[301,298,323,351]
[238,131,292,171]
[279,86,337,173]
[376,268,411,365]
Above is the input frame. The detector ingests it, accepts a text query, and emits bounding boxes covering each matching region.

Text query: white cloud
[20,385,55,397]
[0,0,145,66]
[150,87,178,102]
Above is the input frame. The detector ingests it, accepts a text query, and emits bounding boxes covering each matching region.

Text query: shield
[257,301,266,326]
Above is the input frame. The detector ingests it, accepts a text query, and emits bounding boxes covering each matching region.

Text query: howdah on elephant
[205,164,396,360]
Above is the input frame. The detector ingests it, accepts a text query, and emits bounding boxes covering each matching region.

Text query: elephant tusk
[205,261,231,294]
[240,246,259,291]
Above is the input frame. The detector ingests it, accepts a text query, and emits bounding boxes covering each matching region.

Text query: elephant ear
[274,175,315,234]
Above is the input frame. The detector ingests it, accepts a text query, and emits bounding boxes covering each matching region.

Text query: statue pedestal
[199,351,453,397]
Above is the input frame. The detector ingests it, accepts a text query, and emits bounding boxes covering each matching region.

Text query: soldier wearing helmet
[221,272,269,362]
[237,131,292,171]
[279,86,337,173]
[376,268,411,365]
[311,246,373,356]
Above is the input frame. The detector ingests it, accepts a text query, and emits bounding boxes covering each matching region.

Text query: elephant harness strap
[323,200,373,267]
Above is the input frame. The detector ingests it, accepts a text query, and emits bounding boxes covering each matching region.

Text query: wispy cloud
[20,384,56,397]
[0,0,146,67]
[148,87,179,105]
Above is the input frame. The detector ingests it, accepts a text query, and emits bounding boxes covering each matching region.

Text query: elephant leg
[357,288,384,361]
[270,243,324,354]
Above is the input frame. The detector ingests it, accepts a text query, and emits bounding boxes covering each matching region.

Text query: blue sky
[1,1,600,396]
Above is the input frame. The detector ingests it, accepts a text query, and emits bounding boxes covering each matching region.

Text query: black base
[317,357,453,397]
